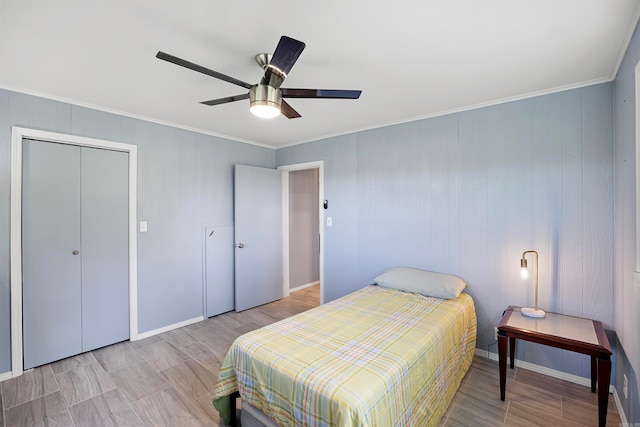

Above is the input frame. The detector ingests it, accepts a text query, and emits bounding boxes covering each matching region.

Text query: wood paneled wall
[613,14,640,422]
[277,83,614,379]
[0,90,275,374]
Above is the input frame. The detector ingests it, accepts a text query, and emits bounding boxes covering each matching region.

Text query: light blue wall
[0,77,625,412]
[614,19,640,424]
[0,89,275,374]
[277,83,615,380]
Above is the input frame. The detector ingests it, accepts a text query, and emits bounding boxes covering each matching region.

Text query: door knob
[235,243,245,249]
[72,250,79,255]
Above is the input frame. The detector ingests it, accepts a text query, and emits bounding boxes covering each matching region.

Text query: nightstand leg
[509,337,516,369]
[590,355,597,393]
[498,333,507,401]
[597,355,611,427]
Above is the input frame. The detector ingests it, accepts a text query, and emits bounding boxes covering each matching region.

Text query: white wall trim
[475,349,615,394]
[636,61,640,274]
[478,347,629,421]
[276,77,615,149]
[290,281,320,293]
[613,388,630,427]
[278,161,325,304]
[136,316,204,340]
[0,371,13,382]
[281,171,290,299]
[0,85,274,149]
[10,126,138,378]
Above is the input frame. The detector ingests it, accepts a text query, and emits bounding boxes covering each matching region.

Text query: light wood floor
[0,285,622,426]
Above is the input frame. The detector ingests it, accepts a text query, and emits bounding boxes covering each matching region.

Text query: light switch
[139,221,148,233]
[326,216,332,227]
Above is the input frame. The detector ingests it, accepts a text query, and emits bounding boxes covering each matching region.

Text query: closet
[21,139,129,369]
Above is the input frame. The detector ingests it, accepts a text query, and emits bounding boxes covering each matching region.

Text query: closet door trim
[10,126,139,378]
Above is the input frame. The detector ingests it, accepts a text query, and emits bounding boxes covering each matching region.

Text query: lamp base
[521,307,546,318]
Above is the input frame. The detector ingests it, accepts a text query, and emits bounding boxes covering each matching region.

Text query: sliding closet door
[81,148,129,351]
[22,140,83,369]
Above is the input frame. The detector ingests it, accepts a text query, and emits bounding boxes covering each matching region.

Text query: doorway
[279,161,324,304]
[288,169,319,291]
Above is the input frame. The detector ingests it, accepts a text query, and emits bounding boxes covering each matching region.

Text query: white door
[234,165,283,311]
[22,139,129,369]
[205,224,235,317]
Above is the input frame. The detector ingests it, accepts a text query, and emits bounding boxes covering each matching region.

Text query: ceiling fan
[156,35,362,119]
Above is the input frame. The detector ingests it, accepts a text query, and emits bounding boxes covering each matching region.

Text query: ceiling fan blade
[268,36,306,77]
[156,51,253,90]
[281,88,362,99]
[280,100,302,119]
[200,93,250,106]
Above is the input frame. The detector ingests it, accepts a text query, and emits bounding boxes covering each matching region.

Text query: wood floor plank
[506,378,563,415]
[135,340,189,372]
[128,334,164,349]
[160,359,218,401]
[561,396,622,427]
[56,362,116,406]
[182,327,229,364]
[194,393,223,425]
[181,341,223,372]
[505,400,580,426]
[1,285,624,426]
[130,387,216,427]
[109,361,170,402]
[445,380,509,426]
[67,389,143,427]
[515,368,598,405]
[1,365,58,409]
[93,341,143,373]
[50,351,99,375]
[159,328,197,349]
[4,391,74,427]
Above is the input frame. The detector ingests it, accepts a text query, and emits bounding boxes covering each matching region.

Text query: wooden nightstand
[497,306,612,427]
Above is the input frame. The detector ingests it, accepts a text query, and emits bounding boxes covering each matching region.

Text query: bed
[211,268,477,427]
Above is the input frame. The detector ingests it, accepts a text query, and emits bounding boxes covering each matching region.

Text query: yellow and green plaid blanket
[212,285,476,426]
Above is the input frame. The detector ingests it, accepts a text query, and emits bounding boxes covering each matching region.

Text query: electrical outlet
[494,327,499,340]
[623,374,628,399]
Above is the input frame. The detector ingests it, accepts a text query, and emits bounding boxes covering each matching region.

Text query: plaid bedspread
[212,285,477,427]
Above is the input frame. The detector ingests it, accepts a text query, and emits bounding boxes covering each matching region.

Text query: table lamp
[520,250,546,318]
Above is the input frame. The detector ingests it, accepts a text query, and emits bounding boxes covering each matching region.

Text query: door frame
[278,161,324,304]
[10,126,138,378]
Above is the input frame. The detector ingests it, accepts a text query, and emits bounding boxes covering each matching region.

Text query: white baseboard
[612,387,629,426]
[290,281,320,293]
[1,316,205,382]
[474,349,615,393]
[475,349,629,423]
[134,316,204,341]
[0,370,13,382]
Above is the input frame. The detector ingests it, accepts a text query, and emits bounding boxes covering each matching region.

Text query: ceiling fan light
[250,84,282,119]
[250,103,281,119]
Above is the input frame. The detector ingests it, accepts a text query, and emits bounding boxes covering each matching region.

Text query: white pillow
[372,267,467,299]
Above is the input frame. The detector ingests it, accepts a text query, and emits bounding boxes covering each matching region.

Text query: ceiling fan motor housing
[250,84,282,109]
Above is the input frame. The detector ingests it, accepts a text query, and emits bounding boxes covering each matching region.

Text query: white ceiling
[1,1,639,148]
